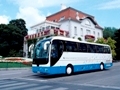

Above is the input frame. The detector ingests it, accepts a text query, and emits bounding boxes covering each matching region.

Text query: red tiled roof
[46,7,103,30]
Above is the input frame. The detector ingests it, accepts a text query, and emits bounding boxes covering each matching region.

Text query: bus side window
[71,42,77,52]
[96,45,104,53]
[78,43,87,52]
[87,44,92,53]
[65,41,70,52]
[104,46,110,53]
[78,43,82,52]
[83,43,87,52]
[87,44,96,53]
[107,47,111,53]
[65,41,69,51]
[93,45,97,53]
[96,46,99,53]
[51,40,58,58]
[65,41,77,52]
[58,41,64,54]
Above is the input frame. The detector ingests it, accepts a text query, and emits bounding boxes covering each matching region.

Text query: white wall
[60,18,103,41]
[30,21,60,34]
[29,18,103,41]
[60,21,69,31]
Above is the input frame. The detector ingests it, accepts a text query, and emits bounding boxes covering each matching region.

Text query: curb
[0,67,31,71]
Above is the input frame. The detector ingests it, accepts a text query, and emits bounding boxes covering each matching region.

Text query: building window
[51,26,55,29]
[39,26,42,31]
[53,19,57,22]
[81,28,83,37]
[56,27,60,29]
[85,20,91,26]
[74,26,77,35]
[86,29,91,35]
[41,27,45,31]
[46,26,50,30]
[39,29,41,32]
[98,32,100,38]
[59,16,65,21]
[93,31,95,35]
[36,29,39,33]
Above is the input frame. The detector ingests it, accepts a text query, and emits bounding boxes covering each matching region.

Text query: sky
[0,0,120,31]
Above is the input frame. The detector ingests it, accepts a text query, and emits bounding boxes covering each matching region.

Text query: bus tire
[66,65,73,75]
[100,63,104,70]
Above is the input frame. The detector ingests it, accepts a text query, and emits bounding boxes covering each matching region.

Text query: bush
[78,37,82,41]
[0,55,2,59]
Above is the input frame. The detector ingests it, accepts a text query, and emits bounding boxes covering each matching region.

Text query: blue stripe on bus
[32,63,113,75]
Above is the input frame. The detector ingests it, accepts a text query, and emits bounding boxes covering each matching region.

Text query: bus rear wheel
[66,65,73,75]
[100,63,104,70]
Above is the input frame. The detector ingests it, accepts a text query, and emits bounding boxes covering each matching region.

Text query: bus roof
[49,36,110,47]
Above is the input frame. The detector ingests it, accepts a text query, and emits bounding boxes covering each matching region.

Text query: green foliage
[107,37,116,50]
[87,39,94,42]
[95,38,106,44]
[114,28,120,60]
[0,62,31,68]
[0,19,28,57]
[106,37,116,58]
[95,37,116,59]
[103,27,117,39]
[9,19,28,36]
[78,37,82,41]
[28,39,37,46]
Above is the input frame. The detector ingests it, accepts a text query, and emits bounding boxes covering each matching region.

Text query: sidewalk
[0,67,31,71]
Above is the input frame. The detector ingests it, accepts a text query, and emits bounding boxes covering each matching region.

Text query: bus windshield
[34,39,50,58]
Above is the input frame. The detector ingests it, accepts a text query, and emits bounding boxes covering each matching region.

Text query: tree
[106,37,116,59]
[9,19,28,56]
[0,24,23,57]
[96,37,116,59]
[103,27,117,39]
[95,38,106,44]
[0,19,28,57]
[9,19,28,36]
[114,28,120,60]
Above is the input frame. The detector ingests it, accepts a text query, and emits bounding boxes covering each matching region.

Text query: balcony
[24,29,69,41]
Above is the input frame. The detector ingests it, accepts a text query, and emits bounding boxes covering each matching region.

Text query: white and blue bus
[32,36,113,75]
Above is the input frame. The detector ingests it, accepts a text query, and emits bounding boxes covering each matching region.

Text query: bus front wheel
[66,65,73,75]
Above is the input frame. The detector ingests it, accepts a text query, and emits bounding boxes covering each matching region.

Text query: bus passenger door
[50,40,59,66]
[50,40,64,66]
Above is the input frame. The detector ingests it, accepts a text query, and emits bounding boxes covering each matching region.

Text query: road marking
[3,84,37,90]
[26,85,52,90]
[75,83,120,90]
[82,83,120,90]
[0,82,26,88]
[50,87,68,90]
[64,82,120,90]
[0,81,17,85]
[17,78,48,82]
[0,72,22,76]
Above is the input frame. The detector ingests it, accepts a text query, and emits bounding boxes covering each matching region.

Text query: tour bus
[32,36,113,75]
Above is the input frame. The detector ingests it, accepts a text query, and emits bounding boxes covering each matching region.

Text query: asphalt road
[0,62,120,90]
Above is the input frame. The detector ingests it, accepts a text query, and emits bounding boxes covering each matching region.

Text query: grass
[0,62,31,68]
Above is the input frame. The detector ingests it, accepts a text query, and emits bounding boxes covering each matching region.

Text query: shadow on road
[32,69,110,79]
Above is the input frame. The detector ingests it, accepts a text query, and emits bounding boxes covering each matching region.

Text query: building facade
[46,7,103,41]
[24,7,103,58]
